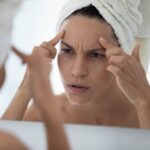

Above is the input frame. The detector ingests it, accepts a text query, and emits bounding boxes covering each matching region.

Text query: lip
[66,83,90,93]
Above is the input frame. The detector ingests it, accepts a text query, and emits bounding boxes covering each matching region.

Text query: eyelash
[60,48,73,54]
[60,48,105,59]
[89,52,105,58]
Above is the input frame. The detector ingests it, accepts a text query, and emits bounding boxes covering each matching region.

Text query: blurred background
[0,0,66,116]
[0,0,150,116]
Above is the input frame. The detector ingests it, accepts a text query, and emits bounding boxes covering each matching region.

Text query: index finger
[99,37,115,50]
[49,30,65,46]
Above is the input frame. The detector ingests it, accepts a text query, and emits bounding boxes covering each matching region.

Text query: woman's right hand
[29,30,65,80]
[14,31,64,81]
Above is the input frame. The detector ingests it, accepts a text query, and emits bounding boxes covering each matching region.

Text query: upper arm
[23,93,67,121]
[23,102,43,122]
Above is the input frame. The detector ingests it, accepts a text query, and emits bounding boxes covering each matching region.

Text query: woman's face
[58,15,118,105]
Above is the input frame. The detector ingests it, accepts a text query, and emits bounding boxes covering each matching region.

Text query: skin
[1,13,150,149]
[57,15,141,127]
[2,15,150,129]
[0,131,28,150]
[0,58,29,149]
[0,32,70,150]
[14,31,70,150]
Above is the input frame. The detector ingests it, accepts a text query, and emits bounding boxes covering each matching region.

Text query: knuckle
[105,50,110,57]
[33,46,39,52]
[108,56,113,64]
[119,56,126,64]
[106,47,121,57]
[40,41,48,47]
[114,67,121,75]
[108,55,116,64]
[115,48,121,53]
[117,56,126,69]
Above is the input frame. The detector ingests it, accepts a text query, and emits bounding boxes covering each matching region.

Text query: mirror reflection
[0,0,150,149]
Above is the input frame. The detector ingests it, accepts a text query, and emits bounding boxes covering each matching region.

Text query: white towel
[56,0,142,54]
[138,0,150,38]
[0,0,22,66]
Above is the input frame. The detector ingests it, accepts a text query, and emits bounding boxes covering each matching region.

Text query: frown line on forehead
[61,40,106,52]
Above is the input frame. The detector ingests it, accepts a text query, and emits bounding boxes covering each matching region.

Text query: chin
[66,93,91,105]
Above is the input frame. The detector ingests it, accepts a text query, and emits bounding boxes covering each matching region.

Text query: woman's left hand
[99,37,150,106]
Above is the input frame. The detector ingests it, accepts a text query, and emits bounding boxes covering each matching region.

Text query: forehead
[60,15,115,48]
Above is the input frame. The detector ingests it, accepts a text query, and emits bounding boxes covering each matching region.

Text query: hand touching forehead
[60,15,117,52]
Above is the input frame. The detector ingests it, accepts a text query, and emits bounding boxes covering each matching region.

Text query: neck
[85,83,134,121]
[68,82,138,127]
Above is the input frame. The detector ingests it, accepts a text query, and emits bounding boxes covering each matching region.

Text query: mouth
[66,84,90,93]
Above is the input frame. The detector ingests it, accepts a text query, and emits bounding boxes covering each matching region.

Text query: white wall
[0,0,66,116]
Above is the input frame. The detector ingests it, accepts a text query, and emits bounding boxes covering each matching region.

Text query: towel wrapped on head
[56,0,142,54]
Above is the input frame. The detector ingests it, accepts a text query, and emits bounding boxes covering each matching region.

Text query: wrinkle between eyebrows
[61,40,106,52]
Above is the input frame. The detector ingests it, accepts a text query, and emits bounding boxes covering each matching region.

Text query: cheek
[57,54,64,73]
[90,67,114,101]
[89,62,113,87]
[57,54,72,78]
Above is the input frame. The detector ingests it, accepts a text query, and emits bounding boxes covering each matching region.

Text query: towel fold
[138,0,150,38]
[56,0,142,54]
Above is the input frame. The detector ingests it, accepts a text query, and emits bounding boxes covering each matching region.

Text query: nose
[71,56,88,78]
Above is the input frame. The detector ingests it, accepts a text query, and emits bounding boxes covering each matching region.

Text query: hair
[69,5,105,21]
[65,5,118,41]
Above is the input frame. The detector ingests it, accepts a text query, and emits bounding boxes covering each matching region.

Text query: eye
[89,52,105,58]
[60,48,73,54]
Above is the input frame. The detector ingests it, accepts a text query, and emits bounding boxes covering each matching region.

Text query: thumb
[131,44,141,62]
[12,46,30,64]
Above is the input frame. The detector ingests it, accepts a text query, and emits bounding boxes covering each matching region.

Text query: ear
[131,44,141,62]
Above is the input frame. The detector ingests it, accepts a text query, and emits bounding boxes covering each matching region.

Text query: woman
[2,0,150,129]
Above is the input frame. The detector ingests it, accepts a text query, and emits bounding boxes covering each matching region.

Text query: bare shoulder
[23,101,42,121]
[56,93,68,106]
[23,93,68,122]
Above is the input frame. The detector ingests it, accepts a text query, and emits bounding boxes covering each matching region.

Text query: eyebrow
[61,40,105,52]
[61,41,74,49]
[87,48,105,53]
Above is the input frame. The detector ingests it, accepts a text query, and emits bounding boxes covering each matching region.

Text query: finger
[131,44,141,62]
[49,30,65,46]
[108,55,139,82]
[12,46,30,64]
[48,44,57,58]
[106,65,122,76]
[99,37,115,50]
[108,55,127,71]
[105,47,124,59]
[40,42,57,58]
